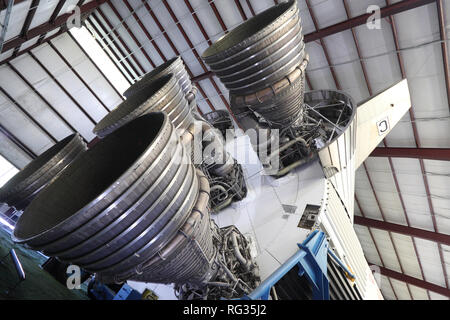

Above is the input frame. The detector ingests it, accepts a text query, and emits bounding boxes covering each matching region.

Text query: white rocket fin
[355,79,411,168]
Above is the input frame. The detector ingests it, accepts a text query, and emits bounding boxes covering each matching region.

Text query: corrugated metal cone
[123,57,193,100]
[202,0,304,95]
[13,113,216,284]
[0,134,86,211]
[93,73,194,138]
[202,0,308,128]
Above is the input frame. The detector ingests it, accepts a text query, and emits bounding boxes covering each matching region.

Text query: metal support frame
[354,215,450,246]
[95,8,144,77]
[164,0,229,116]
[304,0,435,43]
[371,147,450,161]
[362,0,436,300]
[243,230,330,300]
[0,86,58,143]
[84,17,133,84]
[374,265,450,298]
[1,0,108,53]
[12,0,40,57]
[106,1,155,69]
[28,51,97,126]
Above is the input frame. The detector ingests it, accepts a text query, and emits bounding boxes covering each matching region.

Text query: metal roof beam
[86,15,134,83]
[1,0,108,53]
[0,26,64,65]
[95,8,145,77]
[371,147,450,161]
[375,265,450,298]
[304,0,435,43]
[49,0,65,24]
[354,215,450,246]
[12,0,40,56]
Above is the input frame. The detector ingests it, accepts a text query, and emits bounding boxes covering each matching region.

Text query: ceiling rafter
[0,0,27,11]
[385,0,450,291]
[1,0,108,53]
[106,1,156,69]
[304,0,435,43]
[122,0,207,115]
[95,7,145,77]
[86,15,135,83]
[163,0,241,116]
[49,0,66,24]
[354,215,450,246]
[199,0,257,125]
[12,0,40,57]
[342,1,429,299]
[357,0,450,300]
[342,0,372,96]
[375,265,450,298]
[0,26,64,66]
[209,1,228,34]
[234,0,247,21]
[123,0,164,65]
[245,0,255,17]
[371,147,450,161]
[18,0,39,38]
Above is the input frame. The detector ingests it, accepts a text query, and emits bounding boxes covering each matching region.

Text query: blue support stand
[242,229,330,300]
